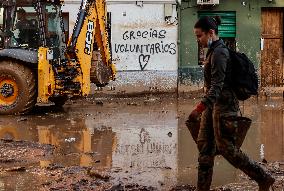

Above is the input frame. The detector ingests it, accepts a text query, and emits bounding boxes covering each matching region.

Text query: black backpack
[227,48,259,101]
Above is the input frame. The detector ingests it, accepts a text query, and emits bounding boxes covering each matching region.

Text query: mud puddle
[0,96,283,190]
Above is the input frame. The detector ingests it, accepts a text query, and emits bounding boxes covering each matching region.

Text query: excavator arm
[67,0,116,92]
[38,0,116,103]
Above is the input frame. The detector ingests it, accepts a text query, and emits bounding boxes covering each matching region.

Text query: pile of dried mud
[0,139,54,168]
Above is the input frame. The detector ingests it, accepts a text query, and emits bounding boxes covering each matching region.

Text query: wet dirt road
[0,96,283,190]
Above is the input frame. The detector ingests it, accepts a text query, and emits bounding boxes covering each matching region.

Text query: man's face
[194,28,211,48]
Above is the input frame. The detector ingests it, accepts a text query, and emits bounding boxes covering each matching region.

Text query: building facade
[63,0,179,94]
[62,0,284,95]
[179,0,284,94]
[106,0,178,94]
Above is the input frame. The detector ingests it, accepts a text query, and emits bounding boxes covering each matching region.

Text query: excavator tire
[0,60,36,115]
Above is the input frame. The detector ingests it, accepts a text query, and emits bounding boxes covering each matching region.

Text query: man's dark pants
[197,90,271,190]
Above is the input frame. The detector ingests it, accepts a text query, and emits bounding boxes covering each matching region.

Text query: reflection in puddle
[0,98,283,189]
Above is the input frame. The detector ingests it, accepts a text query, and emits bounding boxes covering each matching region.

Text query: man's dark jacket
[201,39,233,109]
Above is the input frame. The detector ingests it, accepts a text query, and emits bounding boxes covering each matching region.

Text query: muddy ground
[0,95,283,190]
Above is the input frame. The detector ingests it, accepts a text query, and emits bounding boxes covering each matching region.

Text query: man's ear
[208,29,215,36]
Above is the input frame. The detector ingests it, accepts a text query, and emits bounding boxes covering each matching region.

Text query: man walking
[189,16,275,191]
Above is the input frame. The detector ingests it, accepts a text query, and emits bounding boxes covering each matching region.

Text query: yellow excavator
[0,0,116,114]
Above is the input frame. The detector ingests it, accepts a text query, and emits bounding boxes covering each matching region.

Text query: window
[61,12,69,43]
[11,6,40,48]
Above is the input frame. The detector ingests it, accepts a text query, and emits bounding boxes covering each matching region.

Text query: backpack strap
[211,44,243,117]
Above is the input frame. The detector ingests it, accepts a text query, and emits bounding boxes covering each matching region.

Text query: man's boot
[197,164,213,191]
[258,174,275,191]
[221,149,275,191]
[237,159,275,191]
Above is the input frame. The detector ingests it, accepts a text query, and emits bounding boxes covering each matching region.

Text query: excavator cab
[0,0,66,52]
[0,0,116,114]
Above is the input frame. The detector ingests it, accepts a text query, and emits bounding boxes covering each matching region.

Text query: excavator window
[44,4,63,47]
[41,3,67,59]
[12,7,40,48]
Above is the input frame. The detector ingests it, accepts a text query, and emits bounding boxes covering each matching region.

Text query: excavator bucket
[91,51,113,86]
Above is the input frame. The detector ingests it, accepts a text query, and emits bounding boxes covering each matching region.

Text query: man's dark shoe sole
[258,176,275,191]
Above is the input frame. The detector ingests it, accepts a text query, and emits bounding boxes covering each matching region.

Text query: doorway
[261,8,284,87]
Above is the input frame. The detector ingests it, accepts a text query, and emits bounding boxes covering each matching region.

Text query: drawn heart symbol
[139,54,150,71]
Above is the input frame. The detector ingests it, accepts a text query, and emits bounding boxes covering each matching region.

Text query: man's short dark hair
[17,8,26,14]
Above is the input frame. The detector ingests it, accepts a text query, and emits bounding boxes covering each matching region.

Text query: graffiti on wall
[114,29,177,71]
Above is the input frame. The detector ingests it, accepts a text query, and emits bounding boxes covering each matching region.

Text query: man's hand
[188,102,206,121]
[188,109,202,121]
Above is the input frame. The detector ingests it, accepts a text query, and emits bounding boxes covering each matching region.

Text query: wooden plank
[261,38,282,87]
[261,8,284,87]
[261,8,283,36]
[262,34,283,39]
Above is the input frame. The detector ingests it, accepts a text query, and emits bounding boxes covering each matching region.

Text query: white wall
[61,1,81,35]
[62,0,179,93]
[108,3,178,71]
